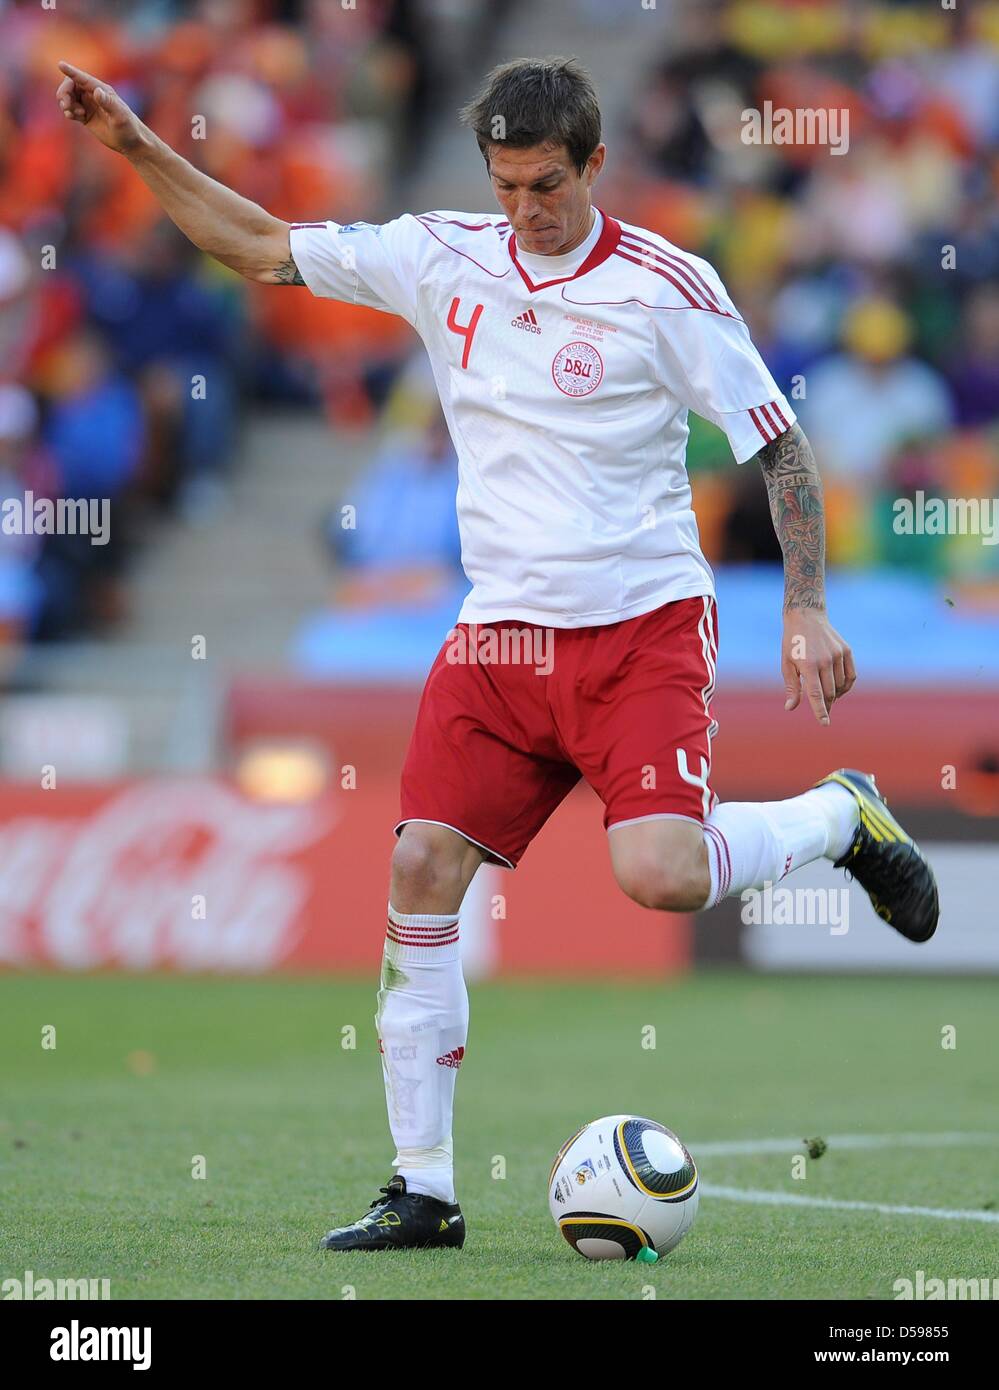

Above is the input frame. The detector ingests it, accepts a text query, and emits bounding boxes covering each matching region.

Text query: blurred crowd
[606,0,999,586]
[0,0,440,655]
[2,0,998,671]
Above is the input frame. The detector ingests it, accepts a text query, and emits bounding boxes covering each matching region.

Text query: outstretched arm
[754,423,856,722]
[56,60,300,285]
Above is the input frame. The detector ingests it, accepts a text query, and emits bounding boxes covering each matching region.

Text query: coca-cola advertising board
[0,776,691,977]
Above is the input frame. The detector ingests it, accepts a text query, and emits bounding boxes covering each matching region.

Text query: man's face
[486,141,605,255]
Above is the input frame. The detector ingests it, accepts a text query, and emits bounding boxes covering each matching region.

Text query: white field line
[700,1185,999,1225]
[694,1132,999,1226]
[693,1132,999,1157]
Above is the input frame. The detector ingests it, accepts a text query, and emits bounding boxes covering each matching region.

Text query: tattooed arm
[756,422,827,612]
[56,60,300,285]
[754,423,856,722]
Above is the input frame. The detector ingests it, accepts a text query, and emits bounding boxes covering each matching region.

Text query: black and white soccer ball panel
[549,1114,699,1260]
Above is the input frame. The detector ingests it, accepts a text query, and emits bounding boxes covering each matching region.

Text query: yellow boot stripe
[858,795,909,843]
[820,773,909,845]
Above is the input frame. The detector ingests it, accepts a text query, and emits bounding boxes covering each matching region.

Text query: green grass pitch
[2,970,997,1300]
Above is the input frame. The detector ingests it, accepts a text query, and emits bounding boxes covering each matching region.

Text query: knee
[614,852,709,914]
[390,827,468,911]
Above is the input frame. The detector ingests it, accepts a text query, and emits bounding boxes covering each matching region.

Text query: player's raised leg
[610,780,856,913]
[319,823,484,1252]
[608,773,939,943]
[574,599,937,943]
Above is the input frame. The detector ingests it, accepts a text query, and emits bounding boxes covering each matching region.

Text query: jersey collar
[508,210,621,293]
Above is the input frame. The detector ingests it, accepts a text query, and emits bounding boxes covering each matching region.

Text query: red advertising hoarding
[0,776,690,976]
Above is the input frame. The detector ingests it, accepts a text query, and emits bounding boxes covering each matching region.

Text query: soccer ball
[548,1114,699,1262]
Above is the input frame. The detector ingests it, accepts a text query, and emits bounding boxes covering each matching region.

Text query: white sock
[375,904,468,1205]
[702,784,858,908]
[810,782,862,860]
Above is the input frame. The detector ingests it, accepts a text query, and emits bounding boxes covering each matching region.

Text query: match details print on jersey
[290,210,796,629]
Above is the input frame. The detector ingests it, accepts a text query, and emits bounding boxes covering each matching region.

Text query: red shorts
[397,595,719,867]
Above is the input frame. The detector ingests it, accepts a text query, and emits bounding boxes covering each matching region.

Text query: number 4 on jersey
[447,297,484,369]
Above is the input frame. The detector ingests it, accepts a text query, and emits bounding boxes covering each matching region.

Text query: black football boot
[319,1175,465,1252]
[815,768,940,943]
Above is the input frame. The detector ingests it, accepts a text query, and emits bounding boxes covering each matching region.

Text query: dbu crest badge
[552,341,603,396]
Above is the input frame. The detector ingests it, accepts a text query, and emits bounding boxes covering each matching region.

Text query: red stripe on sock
[716,828,733,896]
[703,824,732,900]
[386,929,460,946]
[386,921,459,934]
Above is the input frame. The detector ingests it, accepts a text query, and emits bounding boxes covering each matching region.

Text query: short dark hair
[459,57,602,175]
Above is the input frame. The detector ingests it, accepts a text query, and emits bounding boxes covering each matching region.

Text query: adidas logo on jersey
[435,1046,465,1069]
[511,308,541,334]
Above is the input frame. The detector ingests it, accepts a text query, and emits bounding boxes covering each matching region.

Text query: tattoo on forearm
[756,422,826,611]
[273,254,305,286]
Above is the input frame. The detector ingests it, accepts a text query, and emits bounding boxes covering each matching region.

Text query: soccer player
[57,55,939,1253]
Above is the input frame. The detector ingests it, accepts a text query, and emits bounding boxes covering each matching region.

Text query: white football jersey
[290,208,795,628]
